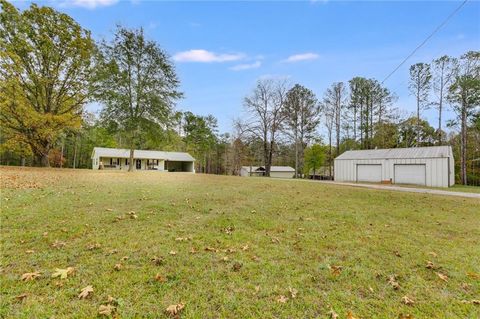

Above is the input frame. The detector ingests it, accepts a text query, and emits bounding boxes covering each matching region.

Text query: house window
[110,158,112,165]
[125,159,128,165]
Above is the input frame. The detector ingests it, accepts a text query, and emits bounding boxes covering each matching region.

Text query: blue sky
[14,0,480,134]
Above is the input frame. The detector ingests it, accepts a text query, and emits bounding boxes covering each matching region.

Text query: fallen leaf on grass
[25,250,35,254]
[175,237,191,242]
[78,285,94,299]
[151,256,165,266]
[220,256,229,262]
[223,226,235,235]
[436,272,448,282]
[15,293,28,302]
[328,308,338,319]
[121,256,129,261]
[87,243,101,250]
[271,237,280,244]
[241,244,249,251]
[51,267,75,279]
[401,295,415,305]
[106,208,114,212]
[426,261,435,269]
[52,240,67,249]
[398,314,414,319]
[288,287,298,298]
[189,247,198,254]
[165,303,185,316]
[232,262,242,272]
[329,265,343,276]
[113,264,122,271]
[169,251,177,255]
[205,247,218,253]
[467,271,480,280]
[460,282,471,290]
[277,295,289,303]
[472,300,480,305]
[388,275,400,290]
[428,251,438,258]
[155,273,167,283]
[98,304,115,316]
[21,271,41,281]
[346,311,359,319]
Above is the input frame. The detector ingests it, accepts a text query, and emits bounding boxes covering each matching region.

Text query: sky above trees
[15,0,480,133]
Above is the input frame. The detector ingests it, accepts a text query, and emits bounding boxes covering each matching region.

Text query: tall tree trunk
[438,78,444,145]
[129,147,134,172]
[41,152,50,167]
[461,106,467,185]
[328,132,332,177]
[73,138,77,169]
[416,88,421,147]
[294,130,299,178]
[60,142,64,169]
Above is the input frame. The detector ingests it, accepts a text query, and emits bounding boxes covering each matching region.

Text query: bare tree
[409,63,432,146]
[239,79,289,177]
[323,101,335,177]
[283,84,321,178]
[324,82,348,155]
[432,55,457,145]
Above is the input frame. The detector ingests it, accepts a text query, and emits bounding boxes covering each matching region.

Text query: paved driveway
[315,181,480,199]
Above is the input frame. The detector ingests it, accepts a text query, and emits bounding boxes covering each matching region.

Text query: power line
[381,0,468,84]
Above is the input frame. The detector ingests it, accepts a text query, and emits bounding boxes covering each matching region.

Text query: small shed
[240,166,295,178]
[334,146,454,187]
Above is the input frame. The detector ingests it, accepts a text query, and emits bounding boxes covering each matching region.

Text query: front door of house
[136,159,141,170]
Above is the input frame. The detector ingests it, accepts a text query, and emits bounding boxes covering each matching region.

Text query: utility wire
[381,0,468,84]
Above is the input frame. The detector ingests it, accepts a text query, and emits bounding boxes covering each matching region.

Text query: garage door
[394,164,426,185]
[357,164,382,182]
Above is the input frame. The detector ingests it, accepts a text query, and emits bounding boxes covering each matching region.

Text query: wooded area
[0,1,479,185]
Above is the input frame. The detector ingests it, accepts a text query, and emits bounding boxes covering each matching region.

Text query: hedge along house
[334,146,454,187]
[91,147,195,172]
[240,166,296,178]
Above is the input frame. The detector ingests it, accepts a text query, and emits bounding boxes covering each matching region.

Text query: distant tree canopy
[0,0,95,166]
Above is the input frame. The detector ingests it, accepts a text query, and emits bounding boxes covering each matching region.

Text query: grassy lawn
[449,185,480,194]
[1,167,479,318]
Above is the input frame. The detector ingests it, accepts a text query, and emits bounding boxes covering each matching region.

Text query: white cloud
[67,0,118,9]
[283,52,320,63]
[230,61,261,71]
[173,49,245,63]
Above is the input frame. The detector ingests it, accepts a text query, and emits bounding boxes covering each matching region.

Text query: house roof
[242,166,295,172]
[335,146,453,160]
[92,147,195,162]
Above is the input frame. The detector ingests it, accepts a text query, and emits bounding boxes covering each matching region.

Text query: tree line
[1,1,479,184]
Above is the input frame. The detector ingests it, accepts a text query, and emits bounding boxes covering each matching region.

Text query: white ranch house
[91,147,195,172]
[240,166,295,178]
[334,146,454,187]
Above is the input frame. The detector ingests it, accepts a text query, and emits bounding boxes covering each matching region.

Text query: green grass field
[1,167,479,318]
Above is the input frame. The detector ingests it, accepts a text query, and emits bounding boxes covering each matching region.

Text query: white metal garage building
[334,146,454,187]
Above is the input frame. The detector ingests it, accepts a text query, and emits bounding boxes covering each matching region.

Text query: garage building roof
[335,146,453,160]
